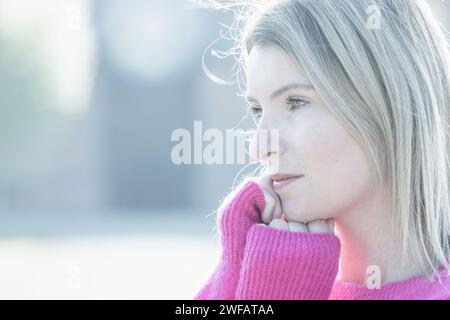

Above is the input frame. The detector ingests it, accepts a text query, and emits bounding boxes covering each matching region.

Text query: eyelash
[248,96,310,120]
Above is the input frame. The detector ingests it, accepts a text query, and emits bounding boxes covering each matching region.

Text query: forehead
[246,45,311,91]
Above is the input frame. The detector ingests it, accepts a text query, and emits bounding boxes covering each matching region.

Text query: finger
[326,219,335,234]
[306,220,330,233]
[257,173,283,220]
[255,174,273,190]
[287,221,309,233]
[272,193,282,220]
[260,189,275,224]
[268,218,289,231]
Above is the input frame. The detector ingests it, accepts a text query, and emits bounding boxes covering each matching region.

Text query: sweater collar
[330,265,450,300]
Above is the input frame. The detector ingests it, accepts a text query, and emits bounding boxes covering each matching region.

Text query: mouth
[271,173,303,192]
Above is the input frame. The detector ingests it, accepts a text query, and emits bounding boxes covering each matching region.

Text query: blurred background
[0,0,449,299]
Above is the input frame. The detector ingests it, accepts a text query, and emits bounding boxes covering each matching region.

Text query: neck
[334,186,422,286]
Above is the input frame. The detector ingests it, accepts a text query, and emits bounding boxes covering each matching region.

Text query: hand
[254,174,283,223]
[255,175,335,234]
[268,218,335,234]
[216,177,266,264]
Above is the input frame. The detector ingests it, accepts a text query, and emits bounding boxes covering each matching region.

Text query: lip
[271,173,303,192]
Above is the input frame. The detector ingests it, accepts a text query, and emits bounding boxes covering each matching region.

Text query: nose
[249,124,285,167]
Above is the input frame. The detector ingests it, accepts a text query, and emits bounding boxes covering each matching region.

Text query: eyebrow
[245,82,315,103]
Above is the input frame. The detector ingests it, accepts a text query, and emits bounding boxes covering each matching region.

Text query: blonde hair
[194,0,450,280]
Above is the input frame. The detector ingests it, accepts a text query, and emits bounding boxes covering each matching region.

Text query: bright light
[100,0,205,81]
[0,0,96,115]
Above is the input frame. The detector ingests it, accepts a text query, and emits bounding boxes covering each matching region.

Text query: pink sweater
[194,180,450,300]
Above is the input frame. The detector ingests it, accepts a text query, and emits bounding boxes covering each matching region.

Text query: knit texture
[330,266,450,300]
[235,224,340,300]
[194,182,450,300]
[193,179,266,299]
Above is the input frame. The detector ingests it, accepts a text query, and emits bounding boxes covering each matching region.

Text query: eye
[286,96,310,112]
[247,104,263,120]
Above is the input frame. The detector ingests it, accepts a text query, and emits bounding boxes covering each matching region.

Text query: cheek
[281,114,374,222]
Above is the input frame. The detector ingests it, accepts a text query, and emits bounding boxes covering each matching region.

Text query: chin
[282,204,308,223]
[283,202,327,223]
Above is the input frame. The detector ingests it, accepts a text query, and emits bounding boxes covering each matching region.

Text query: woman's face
[246,45,375,223]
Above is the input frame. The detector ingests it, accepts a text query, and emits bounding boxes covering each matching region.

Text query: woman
[193,0,450,299]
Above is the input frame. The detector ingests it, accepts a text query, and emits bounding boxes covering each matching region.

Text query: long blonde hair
[193,0,450,280]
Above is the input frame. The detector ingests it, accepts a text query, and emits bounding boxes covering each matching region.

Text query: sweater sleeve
[193,180,266,300]
[235,224,341,300]
[193,258,241,300]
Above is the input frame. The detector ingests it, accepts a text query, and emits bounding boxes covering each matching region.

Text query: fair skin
[246,45,422,285]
